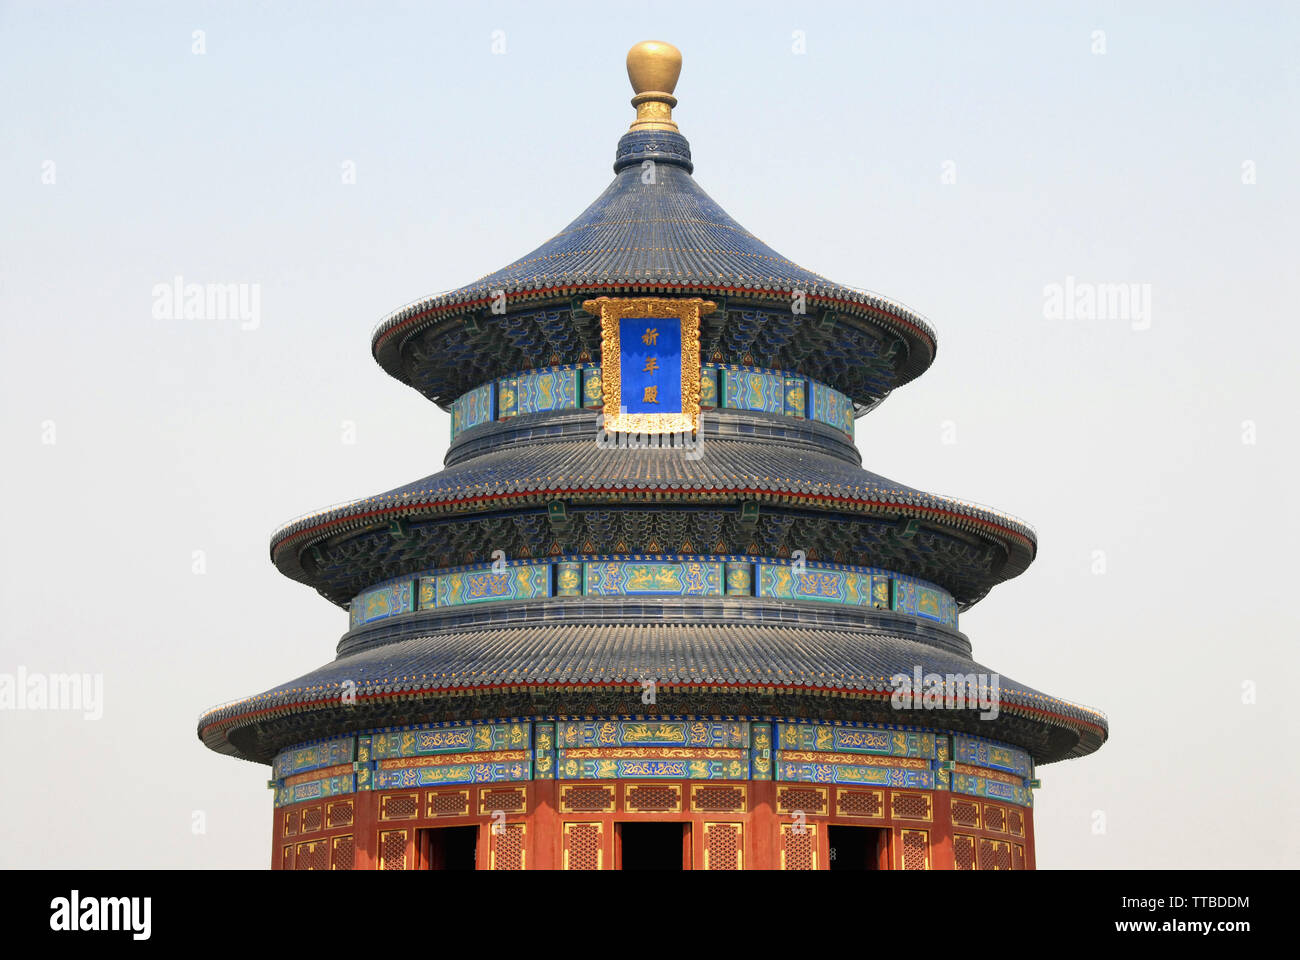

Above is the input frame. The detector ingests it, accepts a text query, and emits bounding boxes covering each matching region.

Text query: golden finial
[626,40,682,132]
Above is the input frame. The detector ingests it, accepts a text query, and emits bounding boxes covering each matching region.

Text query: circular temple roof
[267,411,1036,607]
[371,49,938,409]
[198,42,1105,774]
[198,620,1107,766]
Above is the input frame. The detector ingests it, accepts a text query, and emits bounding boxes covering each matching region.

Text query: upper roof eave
[367,158,939,397]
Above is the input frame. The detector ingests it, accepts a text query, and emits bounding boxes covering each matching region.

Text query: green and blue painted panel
[450,382,494,438]
[581,366,604,408]
[497,377,518,417]
[725,561,753,595]
[426,565,551,609]
[374,759,530,789]
[699,366,719,407]
[515,368,578,415]
[558,754,747,780]
[349,579,415,628]
[533,722,556,779]
[371,722,530,758]
[783,376,806,417]
[557,719,747,748]
[892,578,959,628]
[776,761,936,788]
[272,736,355,779]
[936,734,951,790]
[952,771,1032,807]
[583,560,722,597]
[776,722,936,758]
[757,563,890,608]
[750,721,773,780]
[275,772,355,808]
[810,380,854,436]
[721,369,785,413]
[953,734,1031,777]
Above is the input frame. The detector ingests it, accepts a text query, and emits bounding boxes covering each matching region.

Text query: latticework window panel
[899,829,930,870]
[953,833,976,870]
[479,787,527,815]
[1013,843,1026,870]
[331,834,355,870]
[490,823,526,870]
[989,840,1012,870]
[983,804,1006,834]
[776,787,827,815]
[380,793,419,821]
[779,823,818,870]
[282,809,298,838]
[560,785,615,813]
[300,805,323,833]
[1007,808,1024,837]
[835,789,883,818]
[891,793,932,821]
[295,839,328,871]
[280,844,293,871]
[977,838,1013,870]
[379,829,409,870]
[704,822,743,870]
[950,799,981,828]
[691,784,746,813]
[327,801,354,828]
[428,790,471,818]
[563,822,603,870]
[625,783,681,813]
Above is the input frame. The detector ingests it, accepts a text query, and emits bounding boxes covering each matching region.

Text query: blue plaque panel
[619,316,682,414]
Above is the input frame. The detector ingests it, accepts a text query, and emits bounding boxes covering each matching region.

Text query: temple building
[198,41,1107,870]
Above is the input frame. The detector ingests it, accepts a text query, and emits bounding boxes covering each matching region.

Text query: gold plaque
[584,296,714,435]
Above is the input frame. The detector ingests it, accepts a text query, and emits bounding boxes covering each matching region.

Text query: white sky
[2,1,1296,868]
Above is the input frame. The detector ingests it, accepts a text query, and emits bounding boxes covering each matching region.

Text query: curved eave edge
[267,487,1037,600]
[196,680,1107,765]
[370,281,938,392]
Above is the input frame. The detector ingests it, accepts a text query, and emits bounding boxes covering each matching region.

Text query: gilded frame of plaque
[584,296,714,435]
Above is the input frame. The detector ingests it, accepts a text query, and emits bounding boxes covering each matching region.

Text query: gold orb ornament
[625,40,682,132]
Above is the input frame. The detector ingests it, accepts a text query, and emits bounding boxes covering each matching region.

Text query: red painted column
[1024,804,1037,870]
[530,779,560,870]
[269,805,283,870]
[930,789,955,869]
[749,779,778,870]
[354,790,378,870]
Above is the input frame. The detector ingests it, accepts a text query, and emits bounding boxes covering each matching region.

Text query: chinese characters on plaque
[585,296,713,440]
[620,316,683,415]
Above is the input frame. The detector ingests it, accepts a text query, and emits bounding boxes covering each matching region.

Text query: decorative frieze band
[349,556,959,630]
[270,718,1032,808]
[449,362,856,440]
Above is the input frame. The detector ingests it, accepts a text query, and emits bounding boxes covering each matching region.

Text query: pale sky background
[2,1,1296,868]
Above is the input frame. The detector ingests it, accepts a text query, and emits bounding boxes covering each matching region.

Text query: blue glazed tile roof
[197,621,1107,765]
[268,434,1037,594]
[200,49,1106,777]
[371,130,936,387]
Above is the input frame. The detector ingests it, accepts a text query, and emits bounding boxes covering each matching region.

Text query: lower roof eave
[197,678,1107,767]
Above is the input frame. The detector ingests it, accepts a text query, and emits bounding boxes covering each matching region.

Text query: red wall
[273,780,1035,870]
